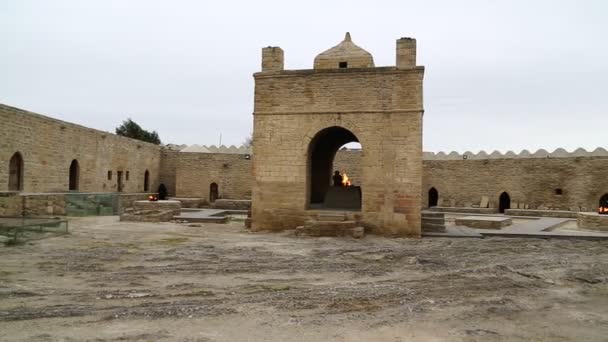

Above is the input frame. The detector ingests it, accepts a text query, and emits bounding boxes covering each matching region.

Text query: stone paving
[424,213,608,240]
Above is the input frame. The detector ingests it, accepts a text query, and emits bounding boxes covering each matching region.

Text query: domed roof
[314,32,375,69]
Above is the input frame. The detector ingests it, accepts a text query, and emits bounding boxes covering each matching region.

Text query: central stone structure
[251,33,424,237]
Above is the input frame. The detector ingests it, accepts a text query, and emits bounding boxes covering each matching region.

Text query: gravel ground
[0,216,607,341]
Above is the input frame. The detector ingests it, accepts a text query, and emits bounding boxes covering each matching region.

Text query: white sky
[1,0,607,153]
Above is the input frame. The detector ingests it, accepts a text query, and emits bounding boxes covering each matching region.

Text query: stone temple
[1,33,608,235]
[252,33,424,236]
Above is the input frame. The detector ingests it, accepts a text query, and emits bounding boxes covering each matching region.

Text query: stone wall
[0,104,161,193]
[423,157,608,211]
[175,152,252,200]
[160,149,180,196]
[252,65,424,236]
[333,150,362,186]
[0,192,21,216]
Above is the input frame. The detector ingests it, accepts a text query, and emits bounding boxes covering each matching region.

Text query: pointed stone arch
[143,170,150,192]
[8,152,24,191]
[428,187,439,207]
[69,159,80,191]
[499,192,511,213]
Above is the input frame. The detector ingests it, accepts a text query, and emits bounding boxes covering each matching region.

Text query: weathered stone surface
[170,197,207,208]
[175,153,252,201]
[577,212,608,231]
[252,36,424,237]
[0,104,161,193]
[428,207,498,214]
[455,216,512,229]
[505,209,578,218]
[211,199,251,210]
[120,200,181,222]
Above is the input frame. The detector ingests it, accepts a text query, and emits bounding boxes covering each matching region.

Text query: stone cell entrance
[251,34,424,236]
[8,152,23,191]
[499,192,511,213]
[428,187,439,207]
[69,159,80,191]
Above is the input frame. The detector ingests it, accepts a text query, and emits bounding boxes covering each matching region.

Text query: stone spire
[313,32,375,69]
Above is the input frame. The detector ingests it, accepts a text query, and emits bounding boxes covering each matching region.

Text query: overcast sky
[1,0,607,153]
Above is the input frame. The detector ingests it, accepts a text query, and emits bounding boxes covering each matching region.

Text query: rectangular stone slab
[455,216,512,229]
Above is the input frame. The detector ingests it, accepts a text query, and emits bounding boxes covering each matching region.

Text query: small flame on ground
[342,173,352,187]
[599,207,608,215]
[149,195,159,201]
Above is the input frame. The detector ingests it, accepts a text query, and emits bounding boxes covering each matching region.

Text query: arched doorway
[143,170,150,192]
[210,183,219,202]
[499,192,511,213]
[8,152,24,191]
[428,187,438,207]
[600,194,608,207]
[69,159,80,191]
[308,126,361,210]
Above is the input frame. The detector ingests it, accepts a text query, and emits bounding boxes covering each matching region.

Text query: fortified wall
[171,147,608,213]
[2,103,607,218]
[0,104,161,193]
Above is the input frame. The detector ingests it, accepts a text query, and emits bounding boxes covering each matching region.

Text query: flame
[342,173,352,187]
[599,207,608,215]
[148,195,158,201]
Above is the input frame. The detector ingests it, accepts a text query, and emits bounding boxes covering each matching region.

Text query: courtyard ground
[0,216,607,341]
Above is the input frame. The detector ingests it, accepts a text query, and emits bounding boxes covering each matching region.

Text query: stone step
[317,213,347,222]
[304,220,357,229]
[422,223,446,232]
[421,212,445,219]
[172,215,228,224]
[422,217,446,225]
[295,225,364,239]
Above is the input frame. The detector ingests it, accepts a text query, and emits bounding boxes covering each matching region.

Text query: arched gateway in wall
[308,126,361,210]
[250,33,425,236]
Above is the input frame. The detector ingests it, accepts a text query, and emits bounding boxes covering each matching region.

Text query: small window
[126,171,130,181]
[339,61,348,68]
[107,171,112,180]
[555,188,563,195]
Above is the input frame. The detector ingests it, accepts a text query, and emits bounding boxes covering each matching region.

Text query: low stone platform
[428,207,498,214]
[295,213,364,238]
[421,211,446,232]
[577,212,608,231]
[506,209,578,218]
[211,199,251,210]
[120,200,181,222]
[323,186,361,210]
[455,216,512,229]
[169,197,207,208]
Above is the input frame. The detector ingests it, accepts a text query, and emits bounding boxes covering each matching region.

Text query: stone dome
[313,32,375,69]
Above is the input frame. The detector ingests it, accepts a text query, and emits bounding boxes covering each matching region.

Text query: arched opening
[428,187,439,207]
[143,170,150,192]
[308,126,361,210]
[158,183,168,200]
[8,152,24,191]
[210,183,219,203]
[69,159,80,191]
[499,192,511,213]
[600,194,608,207]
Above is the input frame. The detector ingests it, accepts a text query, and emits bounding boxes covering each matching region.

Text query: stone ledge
[577,212,608,231]
[455,216,512,229]
[506,209,578,218]
[428,207,498,214]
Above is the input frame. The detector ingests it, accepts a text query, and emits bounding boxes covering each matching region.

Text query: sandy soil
[1,216,607,341]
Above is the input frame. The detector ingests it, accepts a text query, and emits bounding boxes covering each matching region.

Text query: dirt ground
[1,217,607,341]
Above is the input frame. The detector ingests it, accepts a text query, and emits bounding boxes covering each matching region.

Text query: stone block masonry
[0,104,163,193]
[251,34,424,237]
